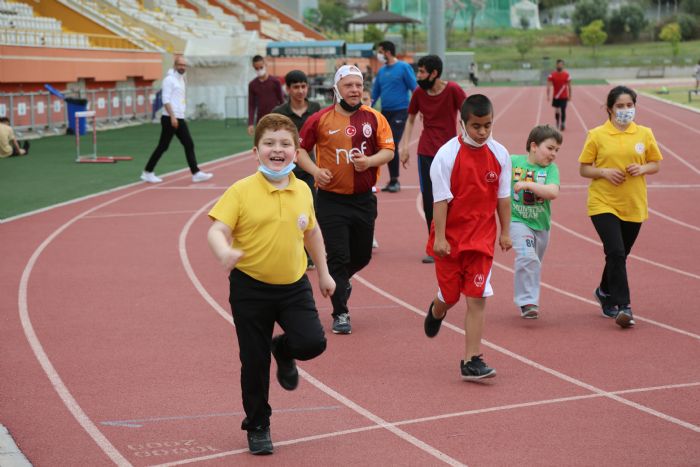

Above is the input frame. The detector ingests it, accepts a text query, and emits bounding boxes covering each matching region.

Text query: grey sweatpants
[511,222,550,307]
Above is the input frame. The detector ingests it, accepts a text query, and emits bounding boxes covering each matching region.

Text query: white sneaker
[372,236,379,248]
[140,171,162,183]
[192,171,213,183]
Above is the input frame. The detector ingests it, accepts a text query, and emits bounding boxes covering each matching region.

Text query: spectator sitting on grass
[0,117,30,158]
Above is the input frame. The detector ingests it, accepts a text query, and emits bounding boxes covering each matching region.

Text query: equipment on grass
[74,110,134,164]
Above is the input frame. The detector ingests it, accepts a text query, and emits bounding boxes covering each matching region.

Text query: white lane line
[353,274,700,434]
[178,202,466,467]
[149,381,700,466]
[640,95,700,135]
[649,207,700,232]
[551,220,700,280]
[83,210,199,219]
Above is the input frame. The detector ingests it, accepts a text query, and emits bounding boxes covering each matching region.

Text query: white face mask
[459,121,490,148]
[614,108,635,125]
[255,66,266,78]
[376,52,386,64]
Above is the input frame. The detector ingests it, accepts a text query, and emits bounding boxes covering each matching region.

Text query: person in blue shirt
[372,41,417,193]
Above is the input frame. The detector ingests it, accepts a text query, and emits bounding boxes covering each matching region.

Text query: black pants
[591,213,642,307]
[552,98,568,127]
[316,189,377,317]
[144,116,200,174]
[418,154,435,234]
[229,269,326,431]
[382,108,408,181]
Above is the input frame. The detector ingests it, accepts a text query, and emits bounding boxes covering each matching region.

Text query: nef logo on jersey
[485,171,498,183]
[362,122,372,138]
[345,125,356,137]
[473,273,485,288]
[336,141,368,164]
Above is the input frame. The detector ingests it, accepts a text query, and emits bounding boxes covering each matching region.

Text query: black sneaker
[594,287,618,319]
[421,255,435,264]
[424,301,444,338]
[270,336,298,390]
[332,313,351,334]
[616,305,635,328]
[247,427,273,455]
[461,355,496,381]
[520,304,539,319]
[381,180,401,193]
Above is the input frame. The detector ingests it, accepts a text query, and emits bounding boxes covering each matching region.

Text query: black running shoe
[247,427,273,455]
[461,355,496,381]
[424,301,444,338]
[616,306,635,328]
[332,313,352,334]
[421,255,435,264]
[381,180,401,193]
[271,336,298,390]
[594,288,618,319]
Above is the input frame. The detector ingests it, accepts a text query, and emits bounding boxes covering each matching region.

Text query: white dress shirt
[161,69,186,119]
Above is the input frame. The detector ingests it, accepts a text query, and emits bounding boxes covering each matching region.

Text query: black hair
[525,124,562,152]
[417,55,443,78]
[460,94,493,122]
[0,117,9,123]
[285,69,308,86]
[556,59,564,65]
[377,41,396,56]
[252,55,264,64]
[606,85,637,111]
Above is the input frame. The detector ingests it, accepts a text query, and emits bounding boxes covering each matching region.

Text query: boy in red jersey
[423,94,512,381]
[546,59,572,131]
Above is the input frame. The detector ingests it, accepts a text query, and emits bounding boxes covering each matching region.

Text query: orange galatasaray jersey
[299,104,395,195]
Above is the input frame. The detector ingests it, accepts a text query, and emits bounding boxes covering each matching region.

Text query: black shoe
[461,355,496,381]
[271,336,298,390]
[594,288,618,319]
[22,140,30,154]
[332,313,352,334]
[616,305,635,328]
[247,427,273,455]
[424,301,444,338]
[381,180,401,193]
[421,255,435,264]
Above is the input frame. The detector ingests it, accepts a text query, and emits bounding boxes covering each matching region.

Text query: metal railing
[0,28,140,49]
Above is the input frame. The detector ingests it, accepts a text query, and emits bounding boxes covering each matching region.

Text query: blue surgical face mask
[615,108,635,125]
[258,161,296,181]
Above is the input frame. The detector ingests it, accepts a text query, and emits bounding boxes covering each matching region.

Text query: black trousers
[144,116,200,174]
[382,108,408,181]
[552,98,568,126]
[417,154,435,234]
[316,189,377,317]
[591,213,642,307]
[228,269,326,431]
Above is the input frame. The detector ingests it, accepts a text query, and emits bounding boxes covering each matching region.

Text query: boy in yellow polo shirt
[207,113,335,455]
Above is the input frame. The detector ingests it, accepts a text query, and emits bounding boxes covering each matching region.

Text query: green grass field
[0,120,252,220]
[638,86,700,111]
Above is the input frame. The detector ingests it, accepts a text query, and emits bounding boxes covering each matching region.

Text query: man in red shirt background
[546,59,572,131]
[247,55,284,136]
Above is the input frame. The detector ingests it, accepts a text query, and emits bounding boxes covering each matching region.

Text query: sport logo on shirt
[345,125,356,137]
[635,142,645,154]
[474,273,485,288]
[485,171,498,183]
[297,214,309,230]
[362,122,372,138]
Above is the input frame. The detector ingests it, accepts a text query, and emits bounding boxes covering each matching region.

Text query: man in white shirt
[141,55,213,183]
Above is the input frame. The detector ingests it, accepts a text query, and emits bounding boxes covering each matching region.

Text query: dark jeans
[144,115,200,174]
[417,154,434,234]
[382,108,408,181]
[316,189,377,317]
[229,269,326,431]
[591,213,642,306]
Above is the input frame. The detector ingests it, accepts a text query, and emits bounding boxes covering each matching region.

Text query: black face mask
[338,98,362,112]
[417,77,435,91]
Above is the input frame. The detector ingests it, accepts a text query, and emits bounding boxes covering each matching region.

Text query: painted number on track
[127,440,220,457]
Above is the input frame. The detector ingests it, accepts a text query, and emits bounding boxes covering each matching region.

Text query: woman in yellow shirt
[578,86,662,328]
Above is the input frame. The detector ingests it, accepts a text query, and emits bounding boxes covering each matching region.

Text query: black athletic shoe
[616,306,635,328]
[381,180,401,193]
[270,336,298,390]
[461,355,496,381]
[594,288,618,319]
[332,313,352,334]
[247,427,273,455]
[421,255,435,264]
[424,301,444,338]
[22,140,30,154]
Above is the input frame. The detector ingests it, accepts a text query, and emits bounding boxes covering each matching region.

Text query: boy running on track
[423,94,512,381]
[207,113,335,455]
[510,125,561,319]
[546,59,572,131]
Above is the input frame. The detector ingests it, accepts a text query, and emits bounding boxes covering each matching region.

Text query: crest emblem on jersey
[297,214,309,230]
[474,273,485,288]
[635,142,645,154]
[362,122,372,138]
[345,125,357,137]
[485,171,498,183]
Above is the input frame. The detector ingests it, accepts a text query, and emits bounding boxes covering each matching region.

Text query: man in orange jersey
[297,65,394,335]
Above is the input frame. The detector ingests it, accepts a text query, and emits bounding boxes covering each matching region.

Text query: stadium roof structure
[346,10,421,52]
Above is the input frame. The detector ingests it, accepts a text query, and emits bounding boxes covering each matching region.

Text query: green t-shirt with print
[510,154,560,231]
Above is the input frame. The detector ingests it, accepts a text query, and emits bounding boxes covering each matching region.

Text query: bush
[608,4,647,41]
[656,14,698,41]
[682,0,700,16]
[572,0,608,34]
[580,19,608,55]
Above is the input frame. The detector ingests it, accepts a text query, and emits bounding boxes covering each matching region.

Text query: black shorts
[551,98,568,109]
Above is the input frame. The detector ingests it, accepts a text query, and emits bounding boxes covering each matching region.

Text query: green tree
[682,0,700,15]
[572,0,608,34]
[608,4,647,40]
[515,32,537,60]
[580,19,608,56]
[659,22,682,56]
[363,24,384,43]
[317,0,351,35]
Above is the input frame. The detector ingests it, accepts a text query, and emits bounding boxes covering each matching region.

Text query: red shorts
[435,250,494,304]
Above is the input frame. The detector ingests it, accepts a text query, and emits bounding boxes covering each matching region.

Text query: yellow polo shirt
[208,172,315,284]
[578,120,662,222]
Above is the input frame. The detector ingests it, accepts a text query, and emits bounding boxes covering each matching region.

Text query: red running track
[1,85,699,466]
